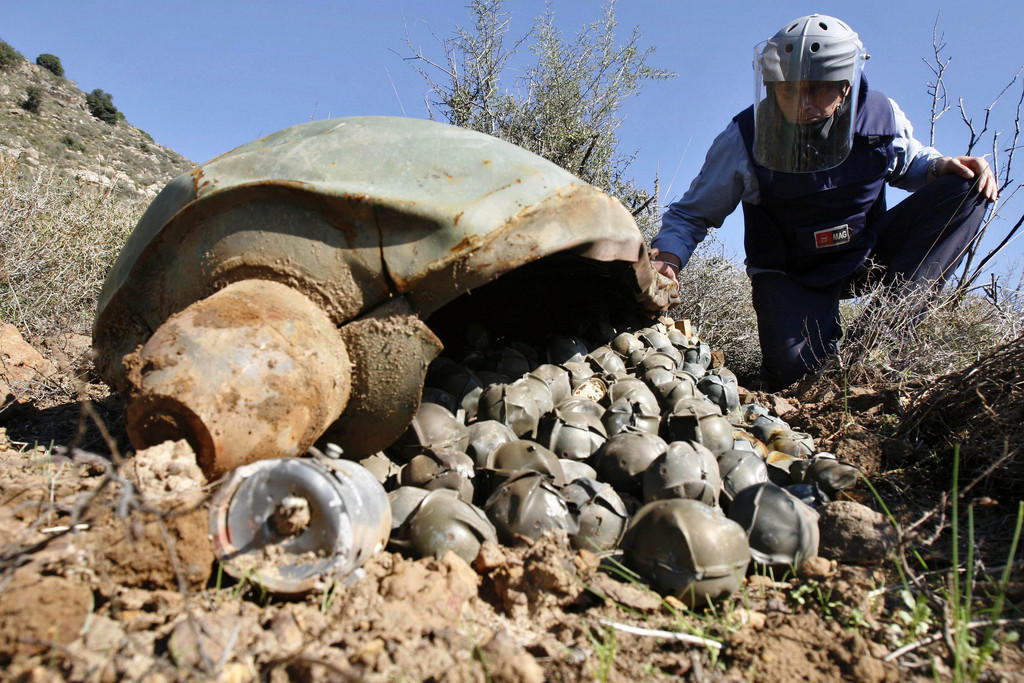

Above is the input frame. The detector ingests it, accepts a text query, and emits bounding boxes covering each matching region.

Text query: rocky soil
[2,323,1022,682]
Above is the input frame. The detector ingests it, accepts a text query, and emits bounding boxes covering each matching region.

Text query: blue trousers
[752,176,989,389]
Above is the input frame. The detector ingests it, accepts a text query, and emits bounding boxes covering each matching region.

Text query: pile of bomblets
[372,318,859,606]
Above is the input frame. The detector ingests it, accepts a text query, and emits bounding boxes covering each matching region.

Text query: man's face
[773,80,850,124]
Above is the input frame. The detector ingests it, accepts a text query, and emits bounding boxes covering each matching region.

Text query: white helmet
[753,15,870,173]
[759,14,867,84]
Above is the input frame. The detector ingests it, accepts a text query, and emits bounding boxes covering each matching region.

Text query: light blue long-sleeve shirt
[651,98,942,268]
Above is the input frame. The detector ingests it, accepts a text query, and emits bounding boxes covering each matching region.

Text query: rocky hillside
[0,47,192,196]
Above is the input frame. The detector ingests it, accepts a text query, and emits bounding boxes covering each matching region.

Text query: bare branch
[630,194,654,217]
[925,16,951,146]
[1002,75,1024,190]
[961,207,1024,289]
[958,65,1022,155]
[578,133,599,176]
[947,54,1024,287]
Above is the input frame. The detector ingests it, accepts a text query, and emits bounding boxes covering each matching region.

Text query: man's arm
[888,98,998,201]
[651,121,757,284]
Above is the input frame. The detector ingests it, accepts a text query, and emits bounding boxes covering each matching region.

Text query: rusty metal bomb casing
[93,116,673,476]
[124,279,351,478]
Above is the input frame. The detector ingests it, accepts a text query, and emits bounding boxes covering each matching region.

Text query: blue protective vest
[734,84,898,286]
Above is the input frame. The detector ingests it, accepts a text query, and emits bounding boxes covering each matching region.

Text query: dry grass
[0,160,148,337]
[666,234,1024,390]
[669,238,761,379]
[831,281,1024,387]
[899,332,1024,499]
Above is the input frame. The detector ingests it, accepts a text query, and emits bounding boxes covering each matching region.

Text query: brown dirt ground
[0,336,1022,682]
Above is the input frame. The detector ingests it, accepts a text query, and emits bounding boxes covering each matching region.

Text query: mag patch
[814,224,850,249]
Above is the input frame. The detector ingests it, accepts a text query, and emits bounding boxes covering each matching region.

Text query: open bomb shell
[408,489,497,563]
[484,471,578,543]
[621,499,750,606]
[727,482,820,567]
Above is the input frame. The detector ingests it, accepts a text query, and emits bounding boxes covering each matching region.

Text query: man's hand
[648,248,682,310]
[649,248,681,286]
[935,155,999,202]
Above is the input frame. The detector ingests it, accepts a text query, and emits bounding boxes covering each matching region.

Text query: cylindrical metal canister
[209,457,391,594]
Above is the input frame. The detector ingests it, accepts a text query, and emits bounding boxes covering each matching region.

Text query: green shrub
[85,88,119,124]
[410,0,672,201]
[21,85,42,113]
[0,40,23,69]
[35,53,64,77]
[60,134,86,152]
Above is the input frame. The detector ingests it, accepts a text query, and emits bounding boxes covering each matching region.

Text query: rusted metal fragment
[320,297,443,459]
[380,184,668,316]
[124,279,352,478]
[94,187,385,392]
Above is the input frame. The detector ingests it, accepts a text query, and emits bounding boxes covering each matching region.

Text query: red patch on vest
[814,225,850,248]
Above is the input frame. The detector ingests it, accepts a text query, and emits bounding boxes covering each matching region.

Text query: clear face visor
[753,40,866,173]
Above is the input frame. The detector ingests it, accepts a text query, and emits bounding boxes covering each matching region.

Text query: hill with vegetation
[0,41,192,197]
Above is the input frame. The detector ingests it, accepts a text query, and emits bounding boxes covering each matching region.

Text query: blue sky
[4,1,1023,276]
